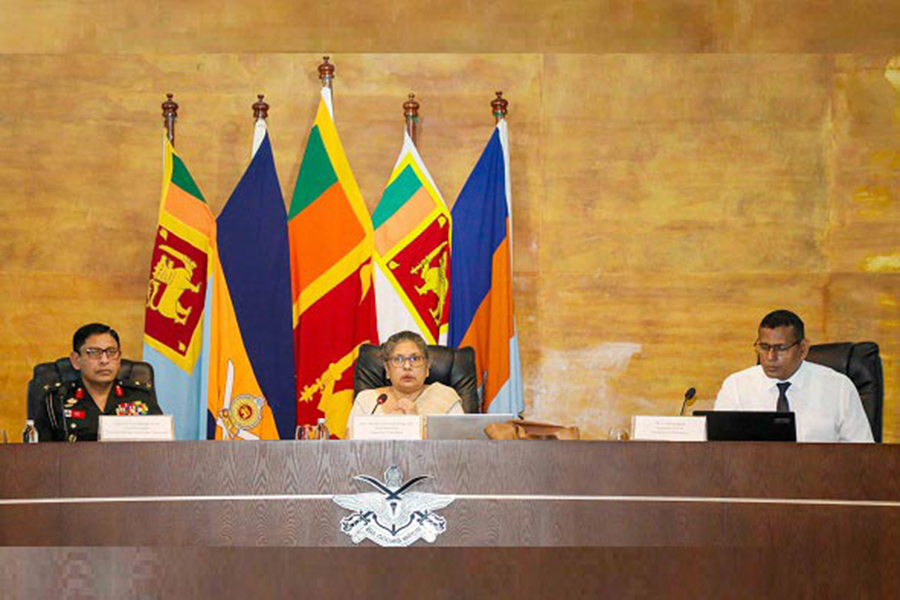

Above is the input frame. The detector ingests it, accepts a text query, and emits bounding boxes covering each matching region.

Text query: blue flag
[212,125,296,438]
[449,120,523,415]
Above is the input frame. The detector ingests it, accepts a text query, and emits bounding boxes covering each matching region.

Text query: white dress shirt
[714,361,874,443]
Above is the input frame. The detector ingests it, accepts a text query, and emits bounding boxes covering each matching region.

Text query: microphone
[371,393,388,415]
[679,387,697,416]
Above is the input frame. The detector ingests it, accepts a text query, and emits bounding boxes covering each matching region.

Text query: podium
[1,440,899,596]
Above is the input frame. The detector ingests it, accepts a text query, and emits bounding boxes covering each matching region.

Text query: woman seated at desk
[349,331,463,436]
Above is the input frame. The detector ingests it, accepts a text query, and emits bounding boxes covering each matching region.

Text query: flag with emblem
[143,136,215,440]
[372,131,451,344]
[204,120,295,440]
[288,88,378,439]
[448,119,524,414]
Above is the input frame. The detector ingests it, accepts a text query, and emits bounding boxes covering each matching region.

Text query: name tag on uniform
[98,415,174,442]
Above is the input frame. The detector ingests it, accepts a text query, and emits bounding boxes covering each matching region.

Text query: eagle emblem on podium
[333,465,454,547]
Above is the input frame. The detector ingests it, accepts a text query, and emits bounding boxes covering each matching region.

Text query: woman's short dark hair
[73,323,120,353]
[759,310,805,341]
[381,331,429,363]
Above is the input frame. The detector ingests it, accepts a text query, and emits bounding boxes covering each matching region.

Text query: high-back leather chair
[353,343,480,413]
[806,342,883,442]
[26,358,157,421]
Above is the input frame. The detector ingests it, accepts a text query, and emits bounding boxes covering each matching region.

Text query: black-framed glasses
[388,355,426,368]
[754,340,800,355]
[82,347,121,360]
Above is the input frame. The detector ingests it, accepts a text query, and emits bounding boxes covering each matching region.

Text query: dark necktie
[776,382,791,413]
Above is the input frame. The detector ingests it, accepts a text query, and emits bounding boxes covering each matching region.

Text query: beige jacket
[348,382,464,438]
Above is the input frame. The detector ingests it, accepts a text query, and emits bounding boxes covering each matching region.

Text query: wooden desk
[1,441,898,597]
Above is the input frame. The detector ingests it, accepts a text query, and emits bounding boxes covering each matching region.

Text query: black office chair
[26,357,157,421]
[806,342,883,442]
[353,343,480,413]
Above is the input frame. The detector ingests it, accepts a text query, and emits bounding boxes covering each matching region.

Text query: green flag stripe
[171,154,206,202]
[289,125,339,219]
[372,165,423,229]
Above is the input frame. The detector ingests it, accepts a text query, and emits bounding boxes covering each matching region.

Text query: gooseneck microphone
[371,393,388,415]
[679,387,697,416]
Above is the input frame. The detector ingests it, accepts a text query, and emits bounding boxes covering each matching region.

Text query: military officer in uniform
[34,323,162,442]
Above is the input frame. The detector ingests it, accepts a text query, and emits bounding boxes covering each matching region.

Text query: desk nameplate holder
[631,415,707,441]
[351,415,424,440]
[98,415,175,442]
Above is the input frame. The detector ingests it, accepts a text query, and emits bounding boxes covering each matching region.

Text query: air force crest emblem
[333,465,454,547]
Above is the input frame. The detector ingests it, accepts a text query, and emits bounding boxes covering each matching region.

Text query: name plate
[352,415,423,440]
[631,415,706,442]
[99,415,175,442]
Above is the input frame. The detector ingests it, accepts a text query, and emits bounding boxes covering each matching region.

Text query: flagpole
[404,93,420,146]
[251,94,269,157]
[491,91,508,123]
[318,56,335,117]
[318,56,334,90]
[161,93,178,146]
[252,94,269,122]
[492,90,513,256]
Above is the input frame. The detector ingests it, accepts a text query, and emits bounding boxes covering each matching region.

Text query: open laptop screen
[694,411,797,442]
[426,414,516,440]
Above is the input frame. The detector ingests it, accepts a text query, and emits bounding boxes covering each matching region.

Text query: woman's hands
[382,394,419,415]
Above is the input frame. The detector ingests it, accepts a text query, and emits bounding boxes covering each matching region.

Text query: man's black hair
[759,310,805,341]
[73,323,120,353]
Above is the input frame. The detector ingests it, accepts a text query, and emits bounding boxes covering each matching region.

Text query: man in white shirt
[715,310,874,443]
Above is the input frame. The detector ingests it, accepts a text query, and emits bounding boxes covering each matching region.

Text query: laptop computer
[693,410,797,442]
[425,413,516,440]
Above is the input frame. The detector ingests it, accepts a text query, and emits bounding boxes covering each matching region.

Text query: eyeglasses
[754,340,800,356]
[82,347,122,360]
[388,355,426,368]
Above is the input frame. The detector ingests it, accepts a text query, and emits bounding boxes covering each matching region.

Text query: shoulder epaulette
[121,379,153,391]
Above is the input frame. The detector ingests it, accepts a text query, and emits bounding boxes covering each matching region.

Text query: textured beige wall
[2,2,900,441]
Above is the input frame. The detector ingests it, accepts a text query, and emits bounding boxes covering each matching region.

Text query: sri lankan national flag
[373,131,450,344]
[288,89,378,439]
[143,136,215,440]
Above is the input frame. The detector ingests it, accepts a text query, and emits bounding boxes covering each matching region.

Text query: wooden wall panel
[541,54,833,275]
[0,1,720,54]
[6,2,900,54]
[826,55,900,442]
[2,1,900,442]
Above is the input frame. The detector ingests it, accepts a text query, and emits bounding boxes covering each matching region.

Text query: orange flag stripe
[289,181,367,296]
[459,235,513,409]
[374,186,439,257]
[206,250,280,440]
[163,183,215,232]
